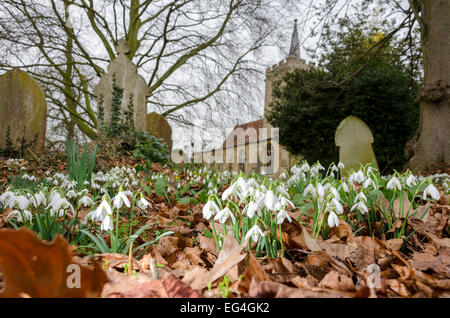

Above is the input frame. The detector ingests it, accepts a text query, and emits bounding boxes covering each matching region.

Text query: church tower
[263,19,309,129]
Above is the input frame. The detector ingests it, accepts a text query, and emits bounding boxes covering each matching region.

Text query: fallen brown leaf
[0,228,107,298]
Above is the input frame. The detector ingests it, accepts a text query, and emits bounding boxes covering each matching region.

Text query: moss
[0,69,47,152]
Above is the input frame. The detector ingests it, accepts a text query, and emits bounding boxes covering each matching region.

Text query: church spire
[288,19,300,59]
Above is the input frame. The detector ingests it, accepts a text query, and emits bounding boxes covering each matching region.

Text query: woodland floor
[0,151,449,299]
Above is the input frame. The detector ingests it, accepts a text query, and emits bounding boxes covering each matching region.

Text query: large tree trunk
[406,0,450,174]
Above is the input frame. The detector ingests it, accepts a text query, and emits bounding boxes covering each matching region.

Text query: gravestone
[335,116,377,175]
[0,69,47,153]
[94,39,149,132]
[146,112,172,153]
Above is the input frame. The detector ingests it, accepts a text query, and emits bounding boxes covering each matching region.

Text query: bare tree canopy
[0,0,300,149]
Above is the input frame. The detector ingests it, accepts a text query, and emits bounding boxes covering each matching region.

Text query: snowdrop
[100,215,114,231]
[276,185,290,199]
[387,176,402,191]
[423,184,440,201]
[221,183,238,201]
[354,192,367,203]
[7,210,33,223]
[137,197,151,209]
[202,200,220,219]
[327,211,339,228]
[214,206,236,224]
[363,178,377,189]
[243,200,262,219]
[78,196,94,208]
[94,199,113,221]
[112,191,131,209]
[276,209,292,224]
[330,198,344,214]
[349,170,365,184]
[12,195,30,210]
[264,190,280,211]
[406,175,417,187]
[244,224,264,242]
[303,184,316,198]
[351,201,368,214]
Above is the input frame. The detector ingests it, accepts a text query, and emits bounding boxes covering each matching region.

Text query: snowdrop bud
[327,211,339,228]
[423,184,440,201]
[244,224,264,242]
[101,215,114,231]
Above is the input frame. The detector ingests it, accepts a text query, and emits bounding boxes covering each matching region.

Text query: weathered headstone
[335,116,377,174]
[94,39,149,132]
[0,69,47,153]
[146,112,172,153]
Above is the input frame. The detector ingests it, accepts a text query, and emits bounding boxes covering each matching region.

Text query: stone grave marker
[335,116,377,175]
[0,69,47,153]
[146,112,172,153]
[94,39,149,132]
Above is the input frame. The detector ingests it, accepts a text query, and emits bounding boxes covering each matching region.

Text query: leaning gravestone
[0,69,47,153]
[335,116,377,175]
[146,112,172,153]
[94,39,149,131]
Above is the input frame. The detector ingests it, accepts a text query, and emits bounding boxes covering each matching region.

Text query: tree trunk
[406,0,450,174]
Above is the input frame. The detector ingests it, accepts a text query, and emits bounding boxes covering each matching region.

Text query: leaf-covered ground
[0,154,449,298]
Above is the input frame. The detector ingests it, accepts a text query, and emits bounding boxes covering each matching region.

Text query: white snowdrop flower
[354,170,365,184]
[0,191,16,206]
[66,190,77,199]
[112,191,131,209]
[366,166,376,176]
[406,175,417,187]
[13,195,30,210]
[338,162,345,169]
[214,206,236,224]
[279,172,287,180]
[351,201,368,214]
[264,190,279,211]
[387,176,402,191]
[94,200,113,221]
[47,197,74,214]
[83,210,98,223]
[303,184,316,198]
[45,170,51,176]
[8,210,33,223]
[330,198,344,215]
[21,174,30,180]
[276,185,290,199]
[330,164,338,173]
[221,183,238,201]
[29,191,46,208]
[279,196,295,209]
[100,215,114,231]
[244,224,264,242]
[78,196,94,208]
[317,183,325,199]
[53,179,59,186]
[354,192,367,203]
[316,163,325,171]
[423,184,440,201]
[328,211,339,228]
[277,209,292,224]
[363,178,376,189]
[330,187,341,201]
[290,166,300,175]
[245,200,264,219]
[83,181,90,186]
[137,197,151,209]
[202,200,220,219]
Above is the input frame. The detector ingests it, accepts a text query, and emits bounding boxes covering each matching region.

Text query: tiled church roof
[222,119,265,149]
